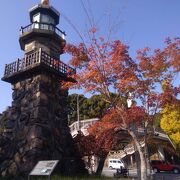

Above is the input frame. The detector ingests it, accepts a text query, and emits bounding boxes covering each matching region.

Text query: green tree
[82,94,110,119]
[67,94,87,124]
[67,94,110,124]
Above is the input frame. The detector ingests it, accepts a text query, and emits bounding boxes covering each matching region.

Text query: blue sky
[0,0,179,112]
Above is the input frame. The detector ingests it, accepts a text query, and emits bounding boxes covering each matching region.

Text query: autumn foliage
[161,103,180,149]
[65,38,137,95]
[64,30,180,179]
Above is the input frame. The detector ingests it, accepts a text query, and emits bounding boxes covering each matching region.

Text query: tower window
[41,14,55,25]
[33,13,40,23]
[33,13,40,29]
[32,13,55,31]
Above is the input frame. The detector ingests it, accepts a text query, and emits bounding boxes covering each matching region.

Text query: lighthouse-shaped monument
[0,0,85,177]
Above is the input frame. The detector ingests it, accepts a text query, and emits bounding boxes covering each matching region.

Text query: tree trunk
[135,151,141,180]
[128,130,148,180]
[95,156,106,176]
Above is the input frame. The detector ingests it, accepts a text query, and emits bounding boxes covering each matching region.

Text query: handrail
[20,22,66,38]
[69,118,99,135]
[3,48,75,78]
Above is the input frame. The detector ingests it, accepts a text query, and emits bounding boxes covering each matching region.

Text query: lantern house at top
[2,0,75,83]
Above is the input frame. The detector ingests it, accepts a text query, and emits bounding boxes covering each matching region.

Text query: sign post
[28,160,59,180]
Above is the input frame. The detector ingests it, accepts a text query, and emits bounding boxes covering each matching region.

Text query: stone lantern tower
[0,0,85,177]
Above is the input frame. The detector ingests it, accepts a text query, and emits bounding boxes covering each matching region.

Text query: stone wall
[0,73,86,177]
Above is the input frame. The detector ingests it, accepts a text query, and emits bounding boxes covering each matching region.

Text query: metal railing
[20,22,66,38]
[70,118,99,137]
[4,48,75,78]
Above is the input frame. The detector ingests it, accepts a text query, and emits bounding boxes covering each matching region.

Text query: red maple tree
[64,30,180,180]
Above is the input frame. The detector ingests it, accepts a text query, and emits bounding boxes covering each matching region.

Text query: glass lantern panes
[33,13,40,29]
[40,14,55,30]
[32,13,55,31]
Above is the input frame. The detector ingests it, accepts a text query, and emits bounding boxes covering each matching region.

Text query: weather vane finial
[41,0,49,6]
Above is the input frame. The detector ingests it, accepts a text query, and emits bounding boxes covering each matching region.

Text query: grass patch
[0,175,133,180]
[52,175,132,180]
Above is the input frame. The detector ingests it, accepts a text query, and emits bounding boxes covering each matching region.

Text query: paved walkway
[102,167,180,180]
[153,173,180,180]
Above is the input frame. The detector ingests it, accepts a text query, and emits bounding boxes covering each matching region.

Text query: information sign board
[28,160,59,179]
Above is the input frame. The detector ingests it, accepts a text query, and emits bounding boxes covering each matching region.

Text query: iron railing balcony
[2,48,76,83]
[20,22,66,38]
